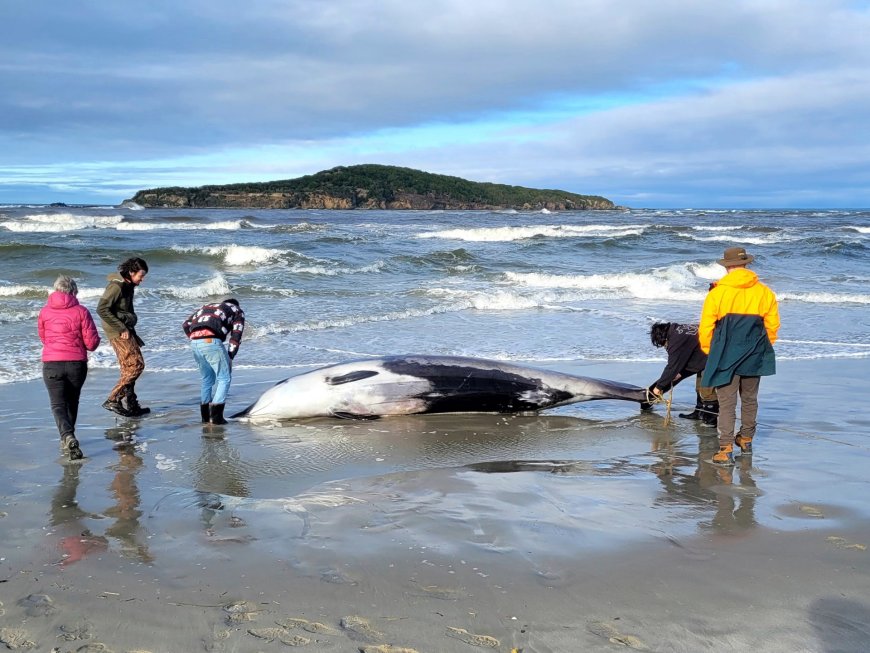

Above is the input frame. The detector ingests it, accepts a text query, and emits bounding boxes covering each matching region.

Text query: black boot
[679,394,704,420]
[124,387,151,417]
[209,403,228,425]
[701,401,719,427]
[200,404,210,423]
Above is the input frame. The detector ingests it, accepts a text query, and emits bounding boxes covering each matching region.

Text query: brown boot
[711,444,734,466]
[735,434,753,453]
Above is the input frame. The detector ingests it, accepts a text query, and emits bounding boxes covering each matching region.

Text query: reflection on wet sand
[104,424,154,563]
[50,464,108,567]
[650,432,758,535]
[193,435,251,532]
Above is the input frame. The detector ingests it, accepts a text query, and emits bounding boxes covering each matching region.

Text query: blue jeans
[191,339,232,405]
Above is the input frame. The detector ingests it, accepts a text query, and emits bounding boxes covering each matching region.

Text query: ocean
[1,205,867,386]
[2,204,870,651]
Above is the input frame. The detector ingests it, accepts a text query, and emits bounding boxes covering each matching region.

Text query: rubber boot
[209,403,228,425]
[701,401,719,427]
[200,404,210,423]
[679,393,704,420]
[124,386,151,417]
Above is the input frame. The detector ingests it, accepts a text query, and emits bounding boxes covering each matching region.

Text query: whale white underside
[233,355,648,421]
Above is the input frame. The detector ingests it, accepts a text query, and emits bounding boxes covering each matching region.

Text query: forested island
[127,164,617,210]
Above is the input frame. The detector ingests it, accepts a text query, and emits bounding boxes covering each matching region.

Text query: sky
[1,0,869,208]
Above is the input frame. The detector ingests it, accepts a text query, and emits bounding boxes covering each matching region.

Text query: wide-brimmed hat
[717,246,754,267]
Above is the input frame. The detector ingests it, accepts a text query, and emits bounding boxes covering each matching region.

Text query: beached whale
[232,354,650,420]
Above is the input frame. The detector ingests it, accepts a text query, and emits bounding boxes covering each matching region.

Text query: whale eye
[326,370,379,385]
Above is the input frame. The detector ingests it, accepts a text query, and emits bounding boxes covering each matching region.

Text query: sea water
[1,205,867,386]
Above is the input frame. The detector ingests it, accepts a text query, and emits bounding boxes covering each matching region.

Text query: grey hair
[53,275,78,296]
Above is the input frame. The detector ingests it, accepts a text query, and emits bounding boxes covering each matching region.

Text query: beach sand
[1,359,868,652]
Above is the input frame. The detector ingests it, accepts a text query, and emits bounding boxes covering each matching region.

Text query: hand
[652,386,663,397]
[120,331,130,340]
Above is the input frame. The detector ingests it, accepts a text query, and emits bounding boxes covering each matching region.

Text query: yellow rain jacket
[699,268,780,388]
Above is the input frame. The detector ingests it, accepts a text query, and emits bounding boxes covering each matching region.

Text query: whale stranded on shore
[232,354,649,421]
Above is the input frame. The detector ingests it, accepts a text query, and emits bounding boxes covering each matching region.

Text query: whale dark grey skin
[232,355,651,421]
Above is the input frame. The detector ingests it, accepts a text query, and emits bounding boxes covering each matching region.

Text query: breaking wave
[417,224,647,242]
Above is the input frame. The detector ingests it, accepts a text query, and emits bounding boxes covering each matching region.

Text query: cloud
[1,0,868,205]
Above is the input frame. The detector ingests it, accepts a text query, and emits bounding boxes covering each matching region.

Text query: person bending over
[182,297,245,425]
[648,322,718,426]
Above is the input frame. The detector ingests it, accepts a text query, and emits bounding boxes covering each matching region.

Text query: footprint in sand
[410,583,467,600]
[72,644,114,652]
[223,599,259,625]
[0,628,36,650]
[18,593,57,617]
[57,620,94,642]
[247,627,312,646]
[275,617,335,635]
[826,536,867,551]
[445,627,499,648]
[586,621,650,650]
[340,615,384,643]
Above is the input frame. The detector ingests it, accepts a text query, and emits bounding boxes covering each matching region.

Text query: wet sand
[1,359,869,652]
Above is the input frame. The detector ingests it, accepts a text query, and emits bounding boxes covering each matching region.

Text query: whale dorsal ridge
[326,370,380,385]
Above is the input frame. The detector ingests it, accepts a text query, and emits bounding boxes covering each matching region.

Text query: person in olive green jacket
[700,247,780,466]
[97,257,149,417]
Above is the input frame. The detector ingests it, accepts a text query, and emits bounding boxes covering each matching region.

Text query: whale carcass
[233,355,650,420]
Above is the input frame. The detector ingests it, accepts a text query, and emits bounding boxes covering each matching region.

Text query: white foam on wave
[844,226,870,234]
[2,213,124,232]
[255,304,462,336]
[779,291,870,305]
[0,284,44,297]
[426,287,550,310]
[416,224,646,242]
[691,225,744,232]
[686,261,725,280]
[0,284,105,300]
[680,232,794,246]
[117,219,244,231]
[161,274,232,300]
[172,244,287,266]
[504,265,706,302]
[290,260,385,276]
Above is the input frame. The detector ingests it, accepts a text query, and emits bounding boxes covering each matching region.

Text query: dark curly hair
[118,257,149,280]
[650,322,671,348]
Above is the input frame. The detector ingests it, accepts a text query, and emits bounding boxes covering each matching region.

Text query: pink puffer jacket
[38,292,101,362]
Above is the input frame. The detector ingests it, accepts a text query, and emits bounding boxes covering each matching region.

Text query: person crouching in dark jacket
[649,322,718,426]
[182,297,245,425]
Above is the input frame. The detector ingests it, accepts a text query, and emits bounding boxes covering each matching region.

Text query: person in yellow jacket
[699,247,780,465]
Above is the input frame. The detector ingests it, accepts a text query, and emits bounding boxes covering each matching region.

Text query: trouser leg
[192,341,217,404]
[715,375,740,448]
[738,376,761,439]
[64,362,87,429]
[210,346,232,405]
[43,362,74,438]
[108,337,145,401]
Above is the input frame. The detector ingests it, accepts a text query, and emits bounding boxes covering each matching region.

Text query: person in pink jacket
[38,275,101,460]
